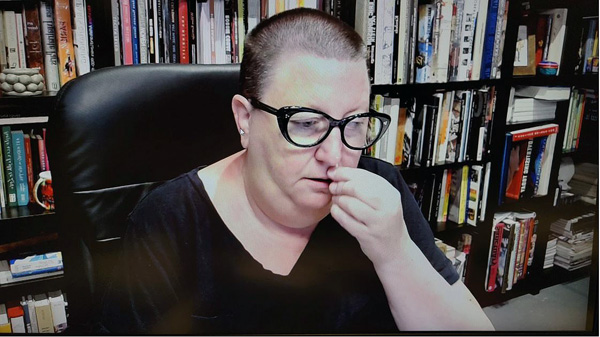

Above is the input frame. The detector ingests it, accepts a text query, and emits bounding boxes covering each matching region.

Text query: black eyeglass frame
[250,98,391,150]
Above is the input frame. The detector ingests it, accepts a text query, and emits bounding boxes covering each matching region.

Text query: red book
[505,139,531,200]
[23,134,35,203]
[486,222,505,292]
[511,124,559,142]
[178,0,189,63]
[120,0,134,65]
[23,2,45,76]
[42,128,50,171]
[535,15,548,65]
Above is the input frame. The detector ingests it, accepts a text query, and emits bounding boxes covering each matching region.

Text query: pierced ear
[232,94,252,148]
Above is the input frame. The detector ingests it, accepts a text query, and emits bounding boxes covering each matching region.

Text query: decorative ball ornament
[0,68,45,96]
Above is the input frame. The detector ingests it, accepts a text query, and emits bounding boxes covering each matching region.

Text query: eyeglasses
[250,99,391,150]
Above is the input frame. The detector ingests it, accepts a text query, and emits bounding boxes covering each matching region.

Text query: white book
[470,0,488,80]
[436,92,453,165]
[459,91,473,161]
[563,89,576,151]
[214,0,227,63]
[3,11,19,69]
[466,164,483,226]
[479,161,491,221]
[72,0,91,75]
[303,0,318,9]
[386,98,401,165]
[15,13,26,68]
[490,0,507,79]
[247,0,260,33]
[110,0,122,65]
[506,220,521,291]
[26,296,38,333]
[39,1,61,91]
[540,8,568,75]
[396,0,412,84]
[373,0,395,84]
[48,291,67,333]
[431,92,444,165]
[432,0,453,83]
[198,1,211,63]
[0,10,7,70]
[457,0,479,81]
[137,0,149,63]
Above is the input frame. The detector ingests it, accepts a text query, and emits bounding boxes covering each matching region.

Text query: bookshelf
[0,0,597,332]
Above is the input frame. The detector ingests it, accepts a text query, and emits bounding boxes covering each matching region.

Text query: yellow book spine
[54,0,78,86]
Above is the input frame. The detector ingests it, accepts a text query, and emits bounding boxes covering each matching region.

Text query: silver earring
[239,129,245,135]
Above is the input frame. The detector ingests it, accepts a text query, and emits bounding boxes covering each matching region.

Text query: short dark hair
[240,8,367,99]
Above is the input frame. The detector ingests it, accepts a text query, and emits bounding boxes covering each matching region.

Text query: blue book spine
[479,0,499,80]
[130,0,140,64]
[11,131,28,206]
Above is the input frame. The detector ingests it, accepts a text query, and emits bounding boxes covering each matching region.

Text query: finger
[327,166,373,183]
[330,203,367,239]
[332,195,375,224]
[329,176,387,210]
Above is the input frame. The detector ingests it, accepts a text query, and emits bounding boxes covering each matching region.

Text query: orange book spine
[54,0,78,85]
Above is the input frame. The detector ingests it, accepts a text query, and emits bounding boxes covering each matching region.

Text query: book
[504,138,530,200]
[1,126,16,207]
[11,130,29,206]
[23,2,45,76]
[110,0,122,65]
[72,0,91,75]
[15,13,26,68]
[485,220,504,292]
[130,0,141,64]
[23,134,35,203]
[2,11,19,69]
[54,0,78,85]
[373,0,395,84]
[39,1,61,92]
[415,4,434,83]
[0,304,10,333]
[25,296,38,333]
[33,294,54,333]
[467,164,483,226]
[178,0,189,63]
[120,0,134,64]
[86,4,95,70]
[138,0,150,64]
[479,0,500,79]
[7,305,25,333]
[9,252,63,277]
[470,0,489,80]
[48,291,67,333]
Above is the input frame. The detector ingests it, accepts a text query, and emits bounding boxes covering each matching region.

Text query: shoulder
[357,156,403,187]
[129,168,210,229]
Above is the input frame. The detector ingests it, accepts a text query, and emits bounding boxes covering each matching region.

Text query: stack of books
[435,234,472,282]
[568,163,598,205]
[506,86,570,124]
[485,211,538,293]
[550,211,595,271]
[563,88,598,153]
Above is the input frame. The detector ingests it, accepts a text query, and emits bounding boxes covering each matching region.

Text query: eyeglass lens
[287,112,384,149]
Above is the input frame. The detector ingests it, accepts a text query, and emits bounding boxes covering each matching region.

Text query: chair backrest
[47,64,242,332]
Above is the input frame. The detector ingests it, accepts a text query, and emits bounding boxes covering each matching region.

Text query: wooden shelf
[0,273,64,300]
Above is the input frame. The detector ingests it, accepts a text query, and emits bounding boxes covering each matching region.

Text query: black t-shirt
[99,156,458,334]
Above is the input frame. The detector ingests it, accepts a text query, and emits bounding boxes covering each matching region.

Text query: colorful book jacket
[54,0,78,85]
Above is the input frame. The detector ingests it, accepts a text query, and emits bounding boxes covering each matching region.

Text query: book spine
[110,0,122,65]
[54,0,78,85]
[26,297,38,333]
[120,0,134,64]
[366,0,376,83]
[0,137,6,208]
[137,0,149,63]
[0,10,7,70]
[479,0,499,79]
[457,0,479,81]
[519,138,533,198]
[391,0,400,84]
[72,0,91,75]
[415,4,434,83]
[11,131,28,206]
[486,222,504,292]
[86,4,95,70]
[15,14,27,68]
[155,0,164,63]
[38,2,60,91]
[470,0,489,80]
[490,0,506,79]
[130,0,141,64]
[3,11,19,69]
[374,0,394,84]
[147,0,156,63]
[23,3,45,76]
[1,127,16,207]
[23,134,35,203]
[223,0,233,63]
[178,0,189,63]
[168,0,178,63]
[188,0,197,63]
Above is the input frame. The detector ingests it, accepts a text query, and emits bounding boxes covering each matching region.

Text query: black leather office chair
[47,64,242,332]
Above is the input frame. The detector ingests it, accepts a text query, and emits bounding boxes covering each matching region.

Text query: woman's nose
[315,127,343,166]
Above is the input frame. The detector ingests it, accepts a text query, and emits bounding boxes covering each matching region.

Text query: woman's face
[244,53,371,226]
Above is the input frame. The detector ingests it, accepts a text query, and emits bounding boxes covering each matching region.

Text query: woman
[99,8,494,333]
